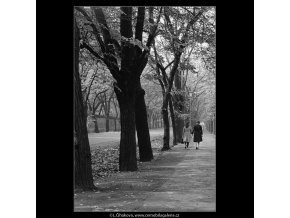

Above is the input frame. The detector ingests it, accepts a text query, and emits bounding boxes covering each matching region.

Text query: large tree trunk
[174,70,184,143]
[74,20,95,190]
[83,104,88,122]
[162,94,170,151]
[135,84,153,162]
[169,95,177,145]
[114,86,138,171]
[175,117,184,142]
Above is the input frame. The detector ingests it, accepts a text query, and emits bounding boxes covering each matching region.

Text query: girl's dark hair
[197,121,200,124]
[186,122,189,127]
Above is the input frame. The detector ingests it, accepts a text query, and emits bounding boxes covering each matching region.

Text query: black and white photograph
[73,6,216,212]
[9,0,290,217]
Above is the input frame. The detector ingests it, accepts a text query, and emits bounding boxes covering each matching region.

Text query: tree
[96,90,115,132]
[89,88,111,132]
[172,6,215,140]
[74,19,95,190]
[168,94,177,145]
[173,69,185,143]
[141,68,163,129]
[75,6,162,170]
[179,53,215,130]
[171,46,194,142]
[79,51,114,131]
[149,6,205,150]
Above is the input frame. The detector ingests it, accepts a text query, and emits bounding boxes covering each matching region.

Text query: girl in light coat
[183,122,192,149]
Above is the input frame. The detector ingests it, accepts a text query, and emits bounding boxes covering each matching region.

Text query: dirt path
[74,133,216,212]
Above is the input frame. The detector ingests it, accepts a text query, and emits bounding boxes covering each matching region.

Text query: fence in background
[87,116,165,133]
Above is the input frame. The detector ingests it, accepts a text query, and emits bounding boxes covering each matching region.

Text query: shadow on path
[74,133,215,212]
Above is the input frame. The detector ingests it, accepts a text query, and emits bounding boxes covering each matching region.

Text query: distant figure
[183,122,192,149]
[193,121,203,149]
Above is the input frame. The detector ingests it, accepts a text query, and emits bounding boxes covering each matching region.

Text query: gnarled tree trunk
[74,20,95,190]
[174,70,184,143]
[162,93,170,150]
[169,95,177,145]
[135,83,153,161]
[115,85,138,171]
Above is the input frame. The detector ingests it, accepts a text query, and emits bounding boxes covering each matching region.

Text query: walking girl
[183,122,192,149]
[193,121,203,149]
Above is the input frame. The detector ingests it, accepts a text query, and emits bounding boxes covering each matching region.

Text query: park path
[74,133,216,212]
[137,133,216,211]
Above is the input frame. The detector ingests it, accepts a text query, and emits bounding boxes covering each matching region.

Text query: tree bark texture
[169,95,177,145]
[115,85,138,171]
[161,93,170,150]
[117,8,138,169]
[135,83,153,161]
[74,21,95,190]
[173,70,185,143]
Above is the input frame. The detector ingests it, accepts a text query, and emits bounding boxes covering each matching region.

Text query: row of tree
[74,6,216,190]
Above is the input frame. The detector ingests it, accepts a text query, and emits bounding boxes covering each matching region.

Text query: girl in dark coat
[193,121,203,149]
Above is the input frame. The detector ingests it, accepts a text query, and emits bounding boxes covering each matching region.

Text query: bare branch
[80,42,104,62]
[93,7,112,44]
[135,7,145,42]
[168,54,182,92]
[153,41,169,86]
[75,6,106,52]
[158,78,165,96]
[164,60,174,70]
[133,7,163,76]
[85,70,98,104]
[163,7,175,36]
[146,7,163,48]
[181,8,205,43]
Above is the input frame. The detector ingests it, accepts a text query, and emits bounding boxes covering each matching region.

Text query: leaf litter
[90,137,169,181]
